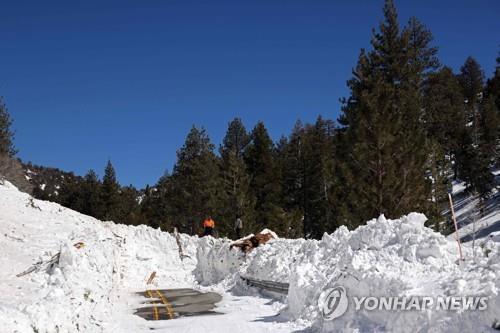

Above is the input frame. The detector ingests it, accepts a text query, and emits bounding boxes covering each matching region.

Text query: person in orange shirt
[202,215,215,237]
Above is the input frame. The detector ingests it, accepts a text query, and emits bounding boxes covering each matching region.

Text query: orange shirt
[203,219,215,228]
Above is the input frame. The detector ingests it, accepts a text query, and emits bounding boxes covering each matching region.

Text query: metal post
[472,207,477,257]
[448,192,464,262]
[174,227,184,261]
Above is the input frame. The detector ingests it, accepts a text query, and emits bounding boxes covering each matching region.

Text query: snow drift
[2,180,499,332]
[195,214,500,332]
[0,181,303,333]
[0,181,198,332]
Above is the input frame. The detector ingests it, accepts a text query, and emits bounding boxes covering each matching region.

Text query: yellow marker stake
[146,290,160,320]
[153,306,159,321]
[156,290,175,320]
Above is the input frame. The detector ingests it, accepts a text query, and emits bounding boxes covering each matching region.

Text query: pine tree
[278,121,306,237]
[0,97,17,158]
[0,97,30,191]
[275,134,304,238]
[81,169,103,217]
[423,67,466,178]
[219,118,255,238]
[302,117,337,238]
[479,97,499,167]
[152,172,177,230]
[457,57,494,198]
[459,57,485,114]
[337,0,436,225]
[58,173,84,211]
[169,126,222,235]
[141,182,168,230]
[244,122,282,230]
[119,185,142,225]
[331,120,359,229]
[422,67,466,230]
[486,52,500,166]
[278,118,338,238]
[221,118,250,159]
[490,53,500,109]
[426,141,453,232]
[396,15,438,216]
[101,160,121,221]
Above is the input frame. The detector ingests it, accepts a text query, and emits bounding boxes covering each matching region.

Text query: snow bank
[195,213,500,332]
[311,214,499,332]
[2,178,499,332]
[193,228,296,287]
[194,236,243,287]
[0,181,199,332]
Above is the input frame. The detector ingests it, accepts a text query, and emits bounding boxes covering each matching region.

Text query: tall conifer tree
[81,169,103,217]
[219,118,255,237]
[457,57,494,198]
[0,97,16,158]
[423,67,466,178]
[302,117,337,238]
[278,121,306,237]
[170,126,222,234]
[337,0,436,225]
[244,122,282,230]
[423,67,466,230]
[101,160,121,221]
[486,53,500,166]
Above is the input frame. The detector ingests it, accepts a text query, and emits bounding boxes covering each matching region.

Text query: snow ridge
[2,180,499,332]
[196,214,500,332]
[0,181,198,332]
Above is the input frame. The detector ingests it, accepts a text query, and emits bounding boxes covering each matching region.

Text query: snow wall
[2,181,499,332]
[194,213,500,332]
[0,181,199,332]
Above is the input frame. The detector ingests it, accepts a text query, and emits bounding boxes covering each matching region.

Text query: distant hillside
[15,161,500,242]
[22,162,83,201]
[20,161,147,227]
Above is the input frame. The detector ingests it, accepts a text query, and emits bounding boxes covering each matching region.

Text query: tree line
[1,0,499,239]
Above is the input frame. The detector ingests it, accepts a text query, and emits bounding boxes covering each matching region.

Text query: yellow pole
[146,290,160,320]
[156,290,175,320]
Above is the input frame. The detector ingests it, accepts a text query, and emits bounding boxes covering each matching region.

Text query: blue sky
[1,0,499,188]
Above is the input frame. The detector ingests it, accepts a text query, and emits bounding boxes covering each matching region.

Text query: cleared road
[135,288,223,321]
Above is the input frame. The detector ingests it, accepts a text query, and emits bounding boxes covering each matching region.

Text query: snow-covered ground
[0,182,304,333]
[1,181,500,332]
[448,169,500,244]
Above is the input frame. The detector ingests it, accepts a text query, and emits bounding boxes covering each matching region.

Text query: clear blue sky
[1,0,499,188]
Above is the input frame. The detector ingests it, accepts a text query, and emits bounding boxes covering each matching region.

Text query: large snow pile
[194,228,291,287]
[196,214,500,332]
[0,181,305,333]
[2,178,499,332]
[0,181,198,332]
